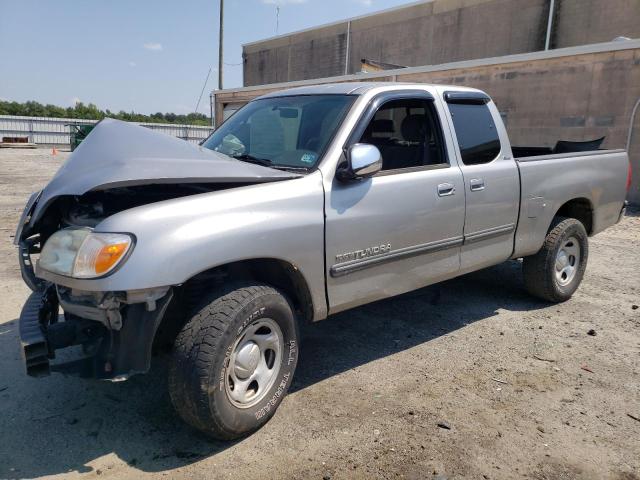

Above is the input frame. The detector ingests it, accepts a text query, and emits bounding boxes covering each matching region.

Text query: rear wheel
[523,217,589,302]
[168,282,299,439]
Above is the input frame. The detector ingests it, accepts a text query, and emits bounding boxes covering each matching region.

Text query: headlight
[39,229,133,278]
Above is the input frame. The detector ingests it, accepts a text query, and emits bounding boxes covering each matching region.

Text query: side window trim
[375,162,450,177]
[345,90,450,175]
[345,90,434,148]
[443,90,491,105]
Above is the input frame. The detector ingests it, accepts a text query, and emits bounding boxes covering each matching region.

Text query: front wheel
[168,282,299,439]
[523,217,589,303]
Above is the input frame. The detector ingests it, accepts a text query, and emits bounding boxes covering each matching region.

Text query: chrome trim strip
[330,236,463,277]
[330,222,516,278]
[463,223,515,245]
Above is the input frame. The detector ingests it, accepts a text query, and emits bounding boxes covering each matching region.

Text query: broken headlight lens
[39,229,133,278]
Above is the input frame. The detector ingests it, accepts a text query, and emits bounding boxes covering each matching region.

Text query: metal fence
[0,115,213,145]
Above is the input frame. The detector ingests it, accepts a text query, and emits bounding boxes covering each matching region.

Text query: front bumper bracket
[18,288,57,377]
[18,286,173,380]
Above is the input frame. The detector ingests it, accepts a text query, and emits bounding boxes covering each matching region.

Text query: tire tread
[523,217,587,303]
[168,282,287,439]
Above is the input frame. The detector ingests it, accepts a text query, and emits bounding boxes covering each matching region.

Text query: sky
[0,0,413,116]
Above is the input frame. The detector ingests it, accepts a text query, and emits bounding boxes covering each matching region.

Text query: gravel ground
[0,148,638,480]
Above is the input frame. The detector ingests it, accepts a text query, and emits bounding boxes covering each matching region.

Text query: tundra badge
[335,244,391,263]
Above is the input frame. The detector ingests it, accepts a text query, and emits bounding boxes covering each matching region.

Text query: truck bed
[511,148,629,258]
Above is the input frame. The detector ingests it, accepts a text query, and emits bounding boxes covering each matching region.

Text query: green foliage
[0,100,211,126]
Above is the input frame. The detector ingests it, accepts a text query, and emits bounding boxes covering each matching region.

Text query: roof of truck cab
[256,82,482,99]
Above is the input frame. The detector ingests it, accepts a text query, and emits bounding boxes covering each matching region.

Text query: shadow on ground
[0,260,547,478]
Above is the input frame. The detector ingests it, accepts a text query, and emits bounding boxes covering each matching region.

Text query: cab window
[358,98,447,171]
[448,102,501,165]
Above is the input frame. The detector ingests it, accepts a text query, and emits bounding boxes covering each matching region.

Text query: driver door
[324,91,466,314]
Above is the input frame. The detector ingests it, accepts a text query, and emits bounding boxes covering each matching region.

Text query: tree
[0,99,211,126]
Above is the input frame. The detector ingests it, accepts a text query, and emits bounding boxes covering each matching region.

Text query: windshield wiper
[231,154,309,172]
[270,165,310,172]
[230,153,274,167]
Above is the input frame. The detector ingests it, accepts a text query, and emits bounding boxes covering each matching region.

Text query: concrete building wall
[399,49,639,150]
[242,0,640,87]
[553,0,640,48]
[217,42,640,204]
[346,0,549,73]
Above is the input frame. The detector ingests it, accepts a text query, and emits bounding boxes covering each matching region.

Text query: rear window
[448,103,501,165]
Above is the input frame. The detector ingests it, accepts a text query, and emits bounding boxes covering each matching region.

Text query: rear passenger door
[441,90,520,272]
[324,90,466,314]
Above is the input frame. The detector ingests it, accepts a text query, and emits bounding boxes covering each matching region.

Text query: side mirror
[337,143,382,182]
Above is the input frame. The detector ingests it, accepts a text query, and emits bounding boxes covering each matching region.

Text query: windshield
[202,94,355,170]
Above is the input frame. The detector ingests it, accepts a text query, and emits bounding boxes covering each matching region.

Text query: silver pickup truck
[15,82,630,439]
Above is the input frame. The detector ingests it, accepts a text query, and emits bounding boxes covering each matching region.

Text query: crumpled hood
[30,118,299,223]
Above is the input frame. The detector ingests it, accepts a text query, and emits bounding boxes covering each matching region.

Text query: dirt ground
[0,148,638,480]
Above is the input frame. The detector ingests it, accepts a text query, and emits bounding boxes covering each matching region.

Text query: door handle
[437,183,455,197]
[469,178,485,191]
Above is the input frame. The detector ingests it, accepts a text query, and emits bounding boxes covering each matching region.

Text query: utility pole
[218,0,224,90]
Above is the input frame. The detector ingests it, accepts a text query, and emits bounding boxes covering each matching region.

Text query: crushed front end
[18,282,172,380]
[13,118,301,381]
[15,189,174,381]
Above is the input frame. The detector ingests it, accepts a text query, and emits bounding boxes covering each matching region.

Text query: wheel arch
[551,197,594,235]
[210,258,316,323]
[153,257,316,352]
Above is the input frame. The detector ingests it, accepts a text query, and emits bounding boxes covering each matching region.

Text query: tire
[168,282,299,440]
[523,217,589,303]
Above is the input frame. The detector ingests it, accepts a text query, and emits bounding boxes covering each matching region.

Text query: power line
[194,66,212,114]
